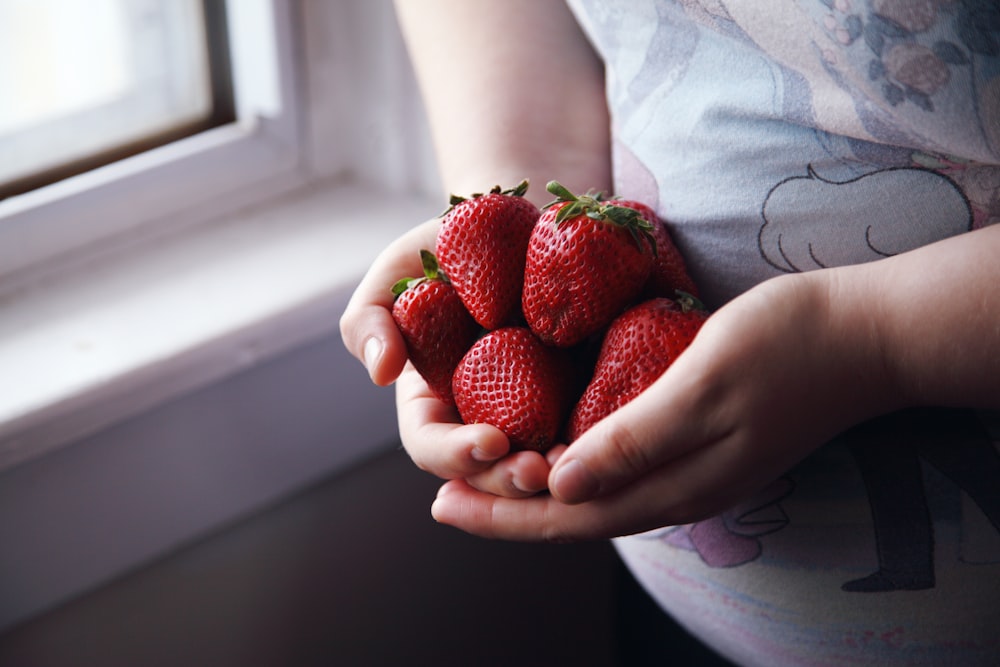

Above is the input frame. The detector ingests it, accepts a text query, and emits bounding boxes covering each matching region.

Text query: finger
[465,450,552,498]
[396,365,548,494]
[431,478,663,542]
[433,434,759,542]
[545,444,569,467]
[339,218,441,385]
[395,365,511,479]
[548,342,729,505]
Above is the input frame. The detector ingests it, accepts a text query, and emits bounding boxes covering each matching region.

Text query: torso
[566,1,1000,663]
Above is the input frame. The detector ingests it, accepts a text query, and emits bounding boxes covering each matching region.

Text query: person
[340,1,1000,664]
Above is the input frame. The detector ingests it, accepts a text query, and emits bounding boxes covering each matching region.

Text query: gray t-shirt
[567,1,1000,664]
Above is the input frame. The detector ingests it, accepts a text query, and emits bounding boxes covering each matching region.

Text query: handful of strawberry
[390,180,707,452]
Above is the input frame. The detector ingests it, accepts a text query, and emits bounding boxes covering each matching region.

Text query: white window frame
[0,0,303,290]
[0,0,441,473]
[0,0,449,636]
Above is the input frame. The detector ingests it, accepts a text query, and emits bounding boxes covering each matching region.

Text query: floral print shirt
[566,1,1000,665]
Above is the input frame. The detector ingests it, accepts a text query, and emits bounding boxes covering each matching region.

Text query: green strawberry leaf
[441,180,530,216]
[420,249,441,280]
[504,179,530,197]
[546,181,658,255]
[391,276,423,297]
[545,180,578,204]
[391,249,446,298]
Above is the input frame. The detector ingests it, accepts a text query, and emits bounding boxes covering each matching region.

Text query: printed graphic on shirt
[758,165,972,272]
[569,2,1000,660]
[642,410,1000,593]
[653,477,796,568]
[814,0,1000,154]
[840,409,1000,593]
[573,0,1000,595]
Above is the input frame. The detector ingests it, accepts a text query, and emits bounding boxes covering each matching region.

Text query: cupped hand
[339,218,552,497]
[431,268,903,541]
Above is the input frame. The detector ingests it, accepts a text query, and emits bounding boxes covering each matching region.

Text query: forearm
[393,0,611,204]
[829,223,1000,411]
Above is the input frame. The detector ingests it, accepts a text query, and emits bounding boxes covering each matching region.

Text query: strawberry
[391,250,482,405]
[452,327,572,452]
[436,180,540,329]
[522,181,656,347]
[565,295,708,442]
[615,199,700,299]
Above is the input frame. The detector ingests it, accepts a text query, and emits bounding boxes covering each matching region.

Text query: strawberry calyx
[674,290,707,313]
[391,249,448,297]
[544,181,657,255]
[440,179,531,216]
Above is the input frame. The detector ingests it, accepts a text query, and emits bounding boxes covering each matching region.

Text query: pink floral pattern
[820,0,997,111]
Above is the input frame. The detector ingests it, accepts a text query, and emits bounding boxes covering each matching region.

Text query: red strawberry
[615,199,700,299]
[391,250,482,405]
[436,180,540,329]
[522,182,657,347]
[565,295,709,442]
[452,327,572,452]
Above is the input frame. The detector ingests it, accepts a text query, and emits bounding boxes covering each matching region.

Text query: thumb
[549,361,716,504]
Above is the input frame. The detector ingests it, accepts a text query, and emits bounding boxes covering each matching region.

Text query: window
[0,0,437,473]
[0,0,235,200]
[0,0,440,633]
[0,0,301,289]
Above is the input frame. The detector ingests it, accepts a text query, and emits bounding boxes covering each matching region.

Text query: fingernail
[552,459,599,503]
[436,482,459,498]
[431,488,458,522]
[363,337,382,375]
[430,496,449,523]
[471,446,502,463]
[512,473,543,495]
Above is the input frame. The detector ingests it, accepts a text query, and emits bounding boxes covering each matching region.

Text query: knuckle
[337,310,358,355]
[408,451,435,475]
[599,419,653,477]
[540,513,576,544]
[538,502,591,544]
[541,526,575,544]
[403,438,446,478]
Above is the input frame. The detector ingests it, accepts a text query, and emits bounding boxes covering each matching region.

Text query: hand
[430,268,900,541]
[348,0,610,499]
[339,218,553,498]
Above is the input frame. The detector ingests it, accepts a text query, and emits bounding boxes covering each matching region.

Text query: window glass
[0,0,228,196]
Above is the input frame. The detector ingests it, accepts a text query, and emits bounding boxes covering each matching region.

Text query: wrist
[814,265,910,420]
[837,226,1000,411]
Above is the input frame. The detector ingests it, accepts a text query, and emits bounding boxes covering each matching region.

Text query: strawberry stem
[675,291,706,312]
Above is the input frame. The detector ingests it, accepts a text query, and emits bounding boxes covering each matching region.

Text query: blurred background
[0,1,724,664]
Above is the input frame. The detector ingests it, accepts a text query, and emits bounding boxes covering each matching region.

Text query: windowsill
[0,177,438,473]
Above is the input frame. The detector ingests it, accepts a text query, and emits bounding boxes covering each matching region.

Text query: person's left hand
[430,268,901,541]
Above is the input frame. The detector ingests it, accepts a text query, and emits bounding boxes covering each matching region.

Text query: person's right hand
[339,218,554,498]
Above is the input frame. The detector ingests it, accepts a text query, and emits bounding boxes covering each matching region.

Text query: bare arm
[393,0,611,203]
[862,222,1000,408]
